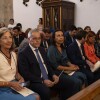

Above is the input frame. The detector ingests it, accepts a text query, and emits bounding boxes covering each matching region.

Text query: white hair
[28,28,39,38]
[27,30,32,38]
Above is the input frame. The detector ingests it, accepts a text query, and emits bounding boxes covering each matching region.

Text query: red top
[84,42,100,64]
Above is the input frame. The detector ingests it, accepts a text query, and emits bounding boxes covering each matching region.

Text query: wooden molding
[68,79,100,100]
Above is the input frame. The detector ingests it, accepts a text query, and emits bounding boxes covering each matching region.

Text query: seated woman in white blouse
[0,28,40,100]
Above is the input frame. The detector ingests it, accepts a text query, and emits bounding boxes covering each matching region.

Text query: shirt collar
[29,43,38,51]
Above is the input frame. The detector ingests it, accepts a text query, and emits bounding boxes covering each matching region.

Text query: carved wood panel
[52,7,60,29]
[44,8,52,28]
[42,1,75,31]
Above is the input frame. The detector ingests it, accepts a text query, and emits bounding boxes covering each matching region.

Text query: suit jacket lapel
[27,45,39,65]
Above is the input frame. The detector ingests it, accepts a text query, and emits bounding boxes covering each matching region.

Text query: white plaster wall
[13,0,42,31]
[13,0,100,32]
[66,0,100,33]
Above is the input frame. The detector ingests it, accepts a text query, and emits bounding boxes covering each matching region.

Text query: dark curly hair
[52,29,65,49]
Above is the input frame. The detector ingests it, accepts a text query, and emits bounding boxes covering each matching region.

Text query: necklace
[0,50,16,70]
[0,50,11,60]
[0,50,12,69]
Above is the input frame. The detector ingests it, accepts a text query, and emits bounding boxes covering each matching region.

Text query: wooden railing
[67,79,100,100]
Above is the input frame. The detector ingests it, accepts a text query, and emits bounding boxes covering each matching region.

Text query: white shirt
[0,52,17,81]
[8,24,16,29]
[29,44,48,76]
[76,39,85,60]
[43,41,49,49]
[76,39,81,48]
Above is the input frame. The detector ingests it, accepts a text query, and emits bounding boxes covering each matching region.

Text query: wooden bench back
[67,79,100,100]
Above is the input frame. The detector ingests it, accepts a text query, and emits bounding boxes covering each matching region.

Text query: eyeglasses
[30,37,41,41]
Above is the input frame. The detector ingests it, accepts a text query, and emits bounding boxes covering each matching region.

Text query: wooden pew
[67,79,100,100]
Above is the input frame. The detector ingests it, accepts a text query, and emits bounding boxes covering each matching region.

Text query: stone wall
[0,0,13,26]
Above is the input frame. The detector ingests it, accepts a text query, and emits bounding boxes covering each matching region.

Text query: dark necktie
[35,49,48,79]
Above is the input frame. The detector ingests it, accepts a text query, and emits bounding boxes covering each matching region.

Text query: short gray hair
[28,28,39,38]
[0,28,10,38]
[0,28,14,51]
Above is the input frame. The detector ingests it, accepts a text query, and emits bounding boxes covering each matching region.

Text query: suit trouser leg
[80,68,94,85]
[53,73,81,100]
[30,83,50,100]
[72,71,87,86]
[94,68,100,81]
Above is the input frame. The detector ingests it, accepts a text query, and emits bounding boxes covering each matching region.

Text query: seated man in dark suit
[67,30,94,85]
[40,28,52,51]
[13,26,25,47]
[18,29,80,100]
[64,25,77,47]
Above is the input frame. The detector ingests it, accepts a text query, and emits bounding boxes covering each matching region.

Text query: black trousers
[29,74,81,100]
[94,68,100,81]
[79,67,94,85]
